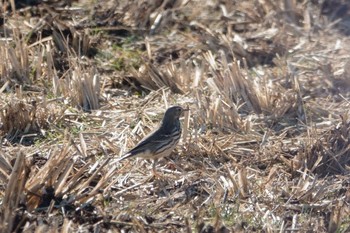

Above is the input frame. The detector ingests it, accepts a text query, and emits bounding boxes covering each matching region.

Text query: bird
[117,105,188,175]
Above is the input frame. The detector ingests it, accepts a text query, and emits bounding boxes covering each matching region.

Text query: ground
[0,0,350,232]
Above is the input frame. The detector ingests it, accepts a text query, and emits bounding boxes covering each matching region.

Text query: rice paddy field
[0,0,350,232]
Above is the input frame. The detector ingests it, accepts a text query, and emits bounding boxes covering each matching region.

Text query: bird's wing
[117,130,174,161]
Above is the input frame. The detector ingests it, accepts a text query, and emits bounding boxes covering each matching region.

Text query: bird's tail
[116,152,133,162]
[109,151,137,167]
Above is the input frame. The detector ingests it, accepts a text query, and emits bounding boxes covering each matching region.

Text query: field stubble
[0,0,350,232]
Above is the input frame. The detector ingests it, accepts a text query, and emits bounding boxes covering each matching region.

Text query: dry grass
[1,0,350,232]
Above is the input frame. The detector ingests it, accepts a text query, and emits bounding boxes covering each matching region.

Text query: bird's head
[161,106,188,127]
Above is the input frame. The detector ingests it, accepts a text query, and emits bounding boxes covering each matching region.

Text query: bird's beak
[182,107,189,114]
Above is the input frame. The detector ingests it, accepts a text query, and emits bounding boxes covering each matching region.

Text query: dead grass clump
[0,94,61,143]
[307,115,350,176]
[130,62,184,94]
[40,27,101,112]
[0,151,27,233]
[196,50,300,132]
[0,134,118,231]
[0,31,31,84]
[59,66,101,112]
[216,52,299,116]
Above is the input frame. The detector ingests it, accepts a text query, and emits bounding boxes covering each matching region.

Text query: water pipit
[117,106,188,175]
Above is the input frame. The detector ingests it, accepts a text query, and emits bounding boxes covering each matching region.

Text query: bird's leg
[152,159,160,177]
